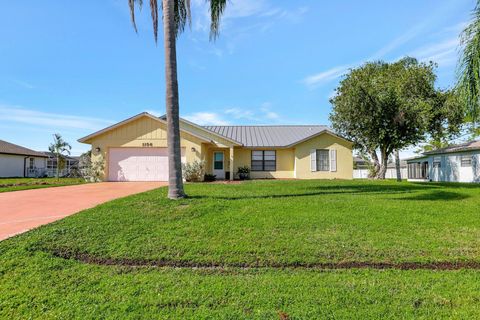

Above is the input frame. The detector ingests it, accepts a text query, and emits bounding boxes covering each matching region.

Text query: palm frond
[457,0,480,123]
[209,0,227,40]
[128,0,227,42]
[128,0,143,33]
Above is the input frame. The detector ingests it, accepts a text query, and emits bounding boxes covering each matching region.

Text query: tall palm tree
[458,0,480,124]
[48,133,71,179]
[128,0,227,199]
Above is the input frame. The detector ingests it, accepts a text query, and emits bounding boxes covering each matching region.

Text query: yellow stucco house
[78,112,353,181]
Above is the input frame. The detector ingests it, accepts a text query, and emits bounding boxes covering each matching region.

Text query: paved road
[0,182,166,241]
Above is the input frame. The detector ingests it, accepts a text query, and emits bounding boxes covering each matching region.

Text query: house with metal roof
[78,112,353,181]
[407,140,480,183]
[0,140,48,178]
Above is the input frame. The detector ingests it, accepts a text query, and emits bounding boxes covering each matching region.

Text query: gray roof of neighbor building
[202,125,336,147]
[0,140,47,157]
[42,152,80,161]
[423,140,480,155]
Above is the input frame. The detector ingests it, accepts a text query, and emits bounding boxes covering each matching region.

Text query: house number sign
[142,143,153,147]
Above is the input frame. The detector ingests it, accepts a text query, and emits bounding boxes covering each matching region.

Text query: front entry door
[213,151,225,179]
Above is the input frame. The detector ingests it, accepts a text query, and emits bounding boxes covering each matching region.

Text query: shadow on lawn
[190,183,445,201]
[396,190,470,201]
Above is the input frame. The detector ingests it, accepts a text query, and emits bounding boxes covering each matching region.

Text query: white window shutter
[330,149,337,172]
[311,149,317,172]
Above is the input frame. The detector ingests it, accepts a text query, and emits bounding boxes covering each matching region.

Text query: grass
[0,177,86,193]
[1,179,480,318]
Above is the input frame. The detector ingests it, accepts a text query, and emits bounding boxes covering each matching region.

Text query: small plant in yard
[182,160,206,182]
[237,165,251,180]
[48,133,72,179]
[80,151,105,182]
[203,173,216,182]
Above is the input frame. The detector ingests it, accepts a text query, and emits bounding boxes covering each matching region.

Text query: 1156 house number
[142,143,153,147]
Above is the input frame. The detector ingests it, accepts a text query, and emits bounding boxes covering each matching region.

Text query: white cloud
[303,65,351,88]
[224,108,255,120]
[12,79,35,89]
[303,14,464,90]
[0,104,114,131]
[191,0,307,56]
[411,37,460,67]
[259,102,280,120]
[184,112,230,125]
[185,102,284,125]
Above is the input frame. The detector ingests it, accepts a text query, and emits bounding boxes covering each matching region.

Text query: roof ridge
[203,124,329,127]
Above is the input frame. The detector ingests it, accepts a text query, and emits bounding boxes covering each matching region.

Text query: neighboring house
[353,156,407,179]
[42,152,79,177]
[78,112,353,181]
[407,140,480,183]
[0,140,48,178]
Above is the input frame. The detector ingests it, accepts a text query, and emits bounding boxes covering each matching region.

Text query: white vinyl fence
[354,168,407,179]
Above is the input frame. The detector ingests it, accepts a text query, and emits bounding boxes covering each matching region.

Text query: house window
[47,159,56,169]
[461,155,472,167]
[408,162,429,179]
[433,157,441,168]
[29,158,34,169]
[251,150,276,171]
[316,149,330,171]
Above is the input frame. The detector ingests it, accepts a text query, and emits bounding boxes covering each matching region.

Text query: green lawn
[1,180,480,319]
[0,177,85,193]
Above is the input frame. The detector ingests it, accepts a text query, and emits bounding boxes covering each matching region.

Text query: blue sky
[0,0,474,155]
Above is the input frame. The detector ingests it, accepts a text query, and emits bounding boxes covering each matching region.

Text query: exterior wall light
[191,147,196,152]
[95,147,101,153]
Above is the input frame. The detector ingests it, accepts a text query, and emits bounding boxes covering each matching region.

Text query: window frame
[251,150,276,172]
[316,149,330,171]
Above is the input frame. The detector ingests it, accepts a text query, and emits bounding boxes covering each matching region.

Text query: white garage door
[108,147,185,182]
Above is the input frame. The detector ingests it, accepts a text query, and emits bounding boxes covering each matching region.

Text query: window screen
[251,150,276,171]
[316,149,329,171]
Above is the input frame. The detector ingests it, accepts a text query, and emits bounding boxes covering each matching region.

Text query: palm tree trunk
[56,155,59,179]
[163,0,185,199]
[395,149,402,182]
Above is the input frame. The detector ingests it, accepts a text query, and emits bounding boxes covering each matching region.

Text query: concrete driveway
[0,182,166,241]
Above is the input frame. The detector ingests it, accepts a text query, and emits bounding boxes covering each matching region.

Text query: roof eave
[284,130,353,148]
[78,112,216,145]
[0,151,48,158]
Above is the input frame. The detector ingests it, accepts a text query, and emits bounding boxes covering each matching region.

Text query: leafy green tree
[330,58,464,179]
[48,133,72,179]
[457,0,480,124]
[128,0,227,199]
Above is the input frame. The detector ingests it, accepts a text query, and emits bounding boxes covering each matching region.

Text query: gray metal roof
[203,125,334,147]
[0,140,47,157]
[423,140,480,155]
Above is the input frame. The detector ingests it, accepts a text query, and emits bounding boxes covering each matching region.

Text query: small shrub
[237,165,251,180]
[182,160,206,182]
[203,174,216,182]
[80,151,105,182]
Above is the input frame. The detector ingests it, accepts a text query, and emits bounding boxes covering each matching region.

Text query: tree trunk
[163,0,185,199]
[395,149,402,182]
[56,155,60,179]
[369,151,381,179]
[375,149,388,179]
